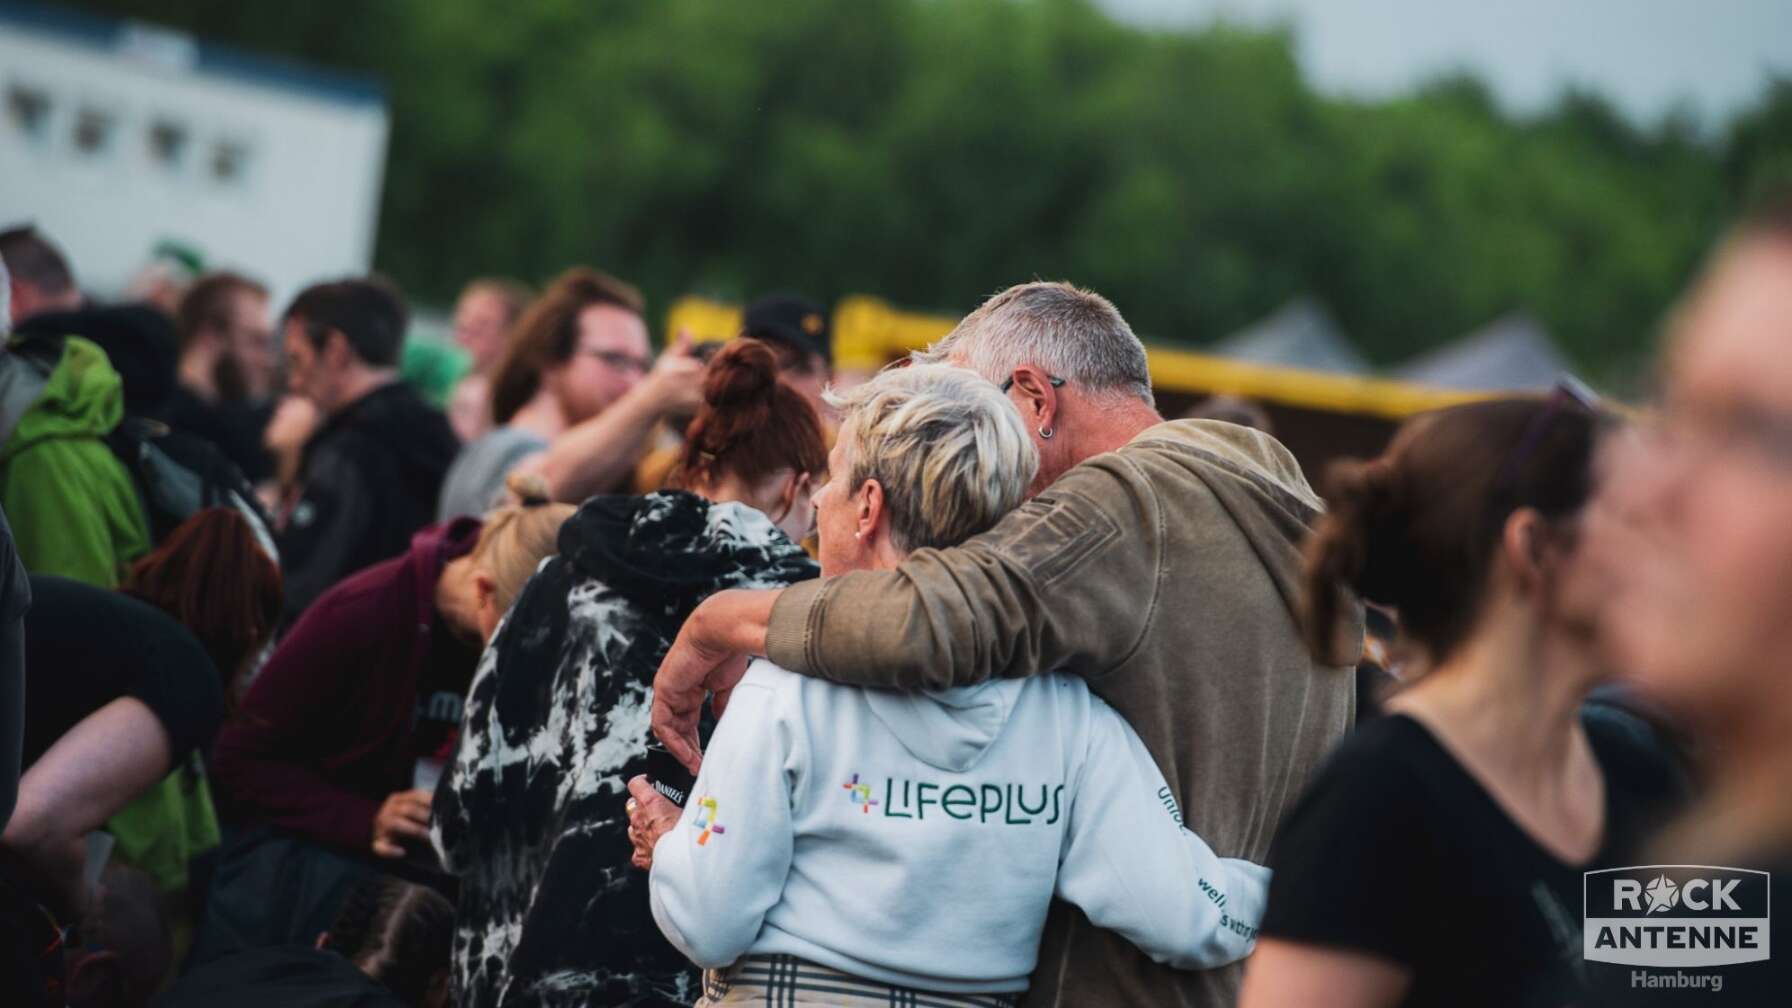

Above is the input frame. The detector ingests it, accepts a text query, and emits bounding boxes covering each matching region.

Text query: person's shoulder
[1267,716,1449,887]
[483,424,549,453]
[1131,419,1321,507]
[723,658,809,734]
[1291,715,1443,815]
[742,656,807,697]
[1024,670,1098,714]
[283,554,411,638]
[1323,712,1438,766]
[1582,696,1694,837]
[101,586,213,666]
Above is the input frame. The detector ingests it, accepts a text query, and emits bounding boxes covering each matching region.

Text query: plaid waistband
[703,954,1020,1007]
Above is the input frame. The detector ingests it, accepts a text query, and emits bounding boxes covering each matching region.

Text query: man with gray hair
[654,281,1361,1007]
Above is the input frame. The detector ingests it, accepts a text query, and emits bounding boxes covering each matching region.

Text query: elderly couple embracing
[439,281,1357,1008]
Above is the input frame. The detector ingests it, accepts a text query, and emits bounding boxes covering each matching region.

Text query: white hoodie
[648,659,1268,995]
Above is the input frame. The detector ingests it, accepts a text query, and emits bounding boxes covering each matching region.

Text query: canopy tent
[1208,298,1368,376]
[1394,312,1575,392]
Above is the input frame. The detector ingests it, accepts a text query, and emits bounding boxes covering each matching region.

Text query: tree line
[74,0,1792,383]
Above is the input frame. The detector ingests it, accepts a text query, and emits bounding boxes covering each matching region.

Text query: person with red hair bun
[434,339,827,1008]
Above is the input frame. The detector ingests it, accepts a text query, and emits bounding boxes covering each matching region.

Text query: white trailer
[0,3,388,308]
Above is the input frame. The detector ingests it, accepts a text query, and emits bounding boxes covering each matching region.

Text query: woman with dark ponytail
[434,339,826,1008]
[1240,393,1688,1008]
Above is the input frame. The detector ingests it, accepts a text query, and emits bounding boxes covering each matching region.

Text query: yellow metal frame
[667,294,1485,420]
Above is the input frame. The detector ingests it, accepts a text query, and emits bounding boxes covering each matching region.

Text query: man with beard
[166,272,280,482]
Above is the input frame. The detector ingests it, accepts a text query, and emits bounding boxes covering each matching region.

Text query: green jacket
[0,334,150,587]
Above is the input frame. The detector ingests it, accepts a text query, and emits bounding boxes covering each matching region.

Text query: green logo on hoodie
[872,776,1066,825]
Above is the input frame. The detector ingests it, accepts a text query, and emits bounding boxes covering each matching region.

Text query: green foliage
[65,0,1792,376]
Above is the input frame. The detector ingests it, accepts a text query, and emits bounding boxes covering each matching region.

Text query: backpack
[106,415,280,563]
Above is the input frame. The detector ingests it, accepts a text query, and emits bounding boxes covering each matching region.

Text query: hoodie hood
[311,381,461,483]
[0,334,124,462]
[863,679,1027,772]
[14,304,178,418]
[405,515,484,613]
[558,490,818,613]
[1132,419,1363,666]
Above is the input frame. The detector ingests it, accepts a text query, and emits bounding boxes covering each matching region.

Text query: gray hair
[825,363,1038,553]
[919,281,1154,408]
[0,255,9,333]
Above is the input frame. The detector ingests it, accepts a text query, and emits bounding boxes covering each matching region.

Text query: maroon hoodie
[212,518,483,853]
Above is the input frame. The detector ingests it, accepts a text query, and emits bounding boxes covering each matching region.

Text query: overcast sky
[1096,0,1792,127]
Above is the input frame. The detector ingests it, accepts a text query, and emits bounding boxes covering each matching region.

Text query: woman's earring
[1039,426,1054,440]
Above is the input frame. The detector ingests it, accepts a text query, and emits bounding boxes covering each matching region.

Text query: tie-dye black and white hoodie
[432,490,818,1008]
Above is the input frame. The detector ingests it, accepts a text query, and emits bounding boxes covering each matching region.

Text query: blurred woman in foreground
[1240,392,1687,1008]
[1592,194,1792,1001]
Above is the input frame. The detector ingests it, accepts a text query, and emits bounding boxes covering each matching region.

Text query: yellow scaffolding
[667,294,1487,421]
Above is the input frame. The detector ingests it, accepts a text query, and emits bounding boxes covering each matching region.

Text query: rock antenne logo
[1643,874,1679,914]
[1584,865,1770,970]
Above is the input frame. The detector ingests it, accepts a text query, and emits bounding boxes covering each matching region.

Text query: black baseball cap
[742,292,831,369]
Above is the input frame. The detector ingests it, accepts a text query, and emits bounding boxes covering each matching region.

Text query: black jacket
[13,304,178,419]
[434,491,818,1008]
[280,382,458,626]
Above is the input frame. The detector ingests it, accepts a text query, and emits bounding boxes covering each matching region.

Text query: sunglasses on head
[1495,376,1601,495]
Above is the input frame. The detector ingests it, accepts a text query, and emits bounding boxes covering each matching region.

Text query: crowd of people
[0,188,1788,1008]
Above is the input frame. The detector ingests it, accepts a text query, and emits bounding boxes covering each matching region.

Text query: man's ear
[1007,366,1060,432]
[324,328,356,369]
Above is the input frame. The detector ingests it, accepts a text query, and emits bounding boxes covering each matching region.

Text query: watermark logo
[1584,865,1770,969]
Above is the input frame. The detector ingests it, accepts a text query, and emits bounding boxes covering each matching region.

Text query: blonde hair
[825,364,1038,552]
[472,473,574,612]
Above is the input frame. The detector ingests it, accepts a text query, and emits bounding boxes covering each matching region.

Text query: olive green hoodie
[0,333,150,587]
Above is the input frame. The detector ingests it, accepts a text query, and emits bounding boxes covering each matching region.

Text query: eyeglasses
[1661,399,1792,471]
[998,373,1066,393]
[1495,376,1601,495]
[580,348,652,375]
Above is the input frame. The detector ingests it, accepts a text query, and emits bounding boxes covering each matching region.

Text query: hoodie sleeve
[1054,702,1269,969]
[763,458,1152,691]
[2,439,148,588]
[649,665,800,969]
[210,587,385,852]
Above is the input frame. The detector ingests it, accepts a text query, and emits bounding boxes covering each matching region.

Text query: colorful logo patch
[692,796,726,846]
[842,773,878,813]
